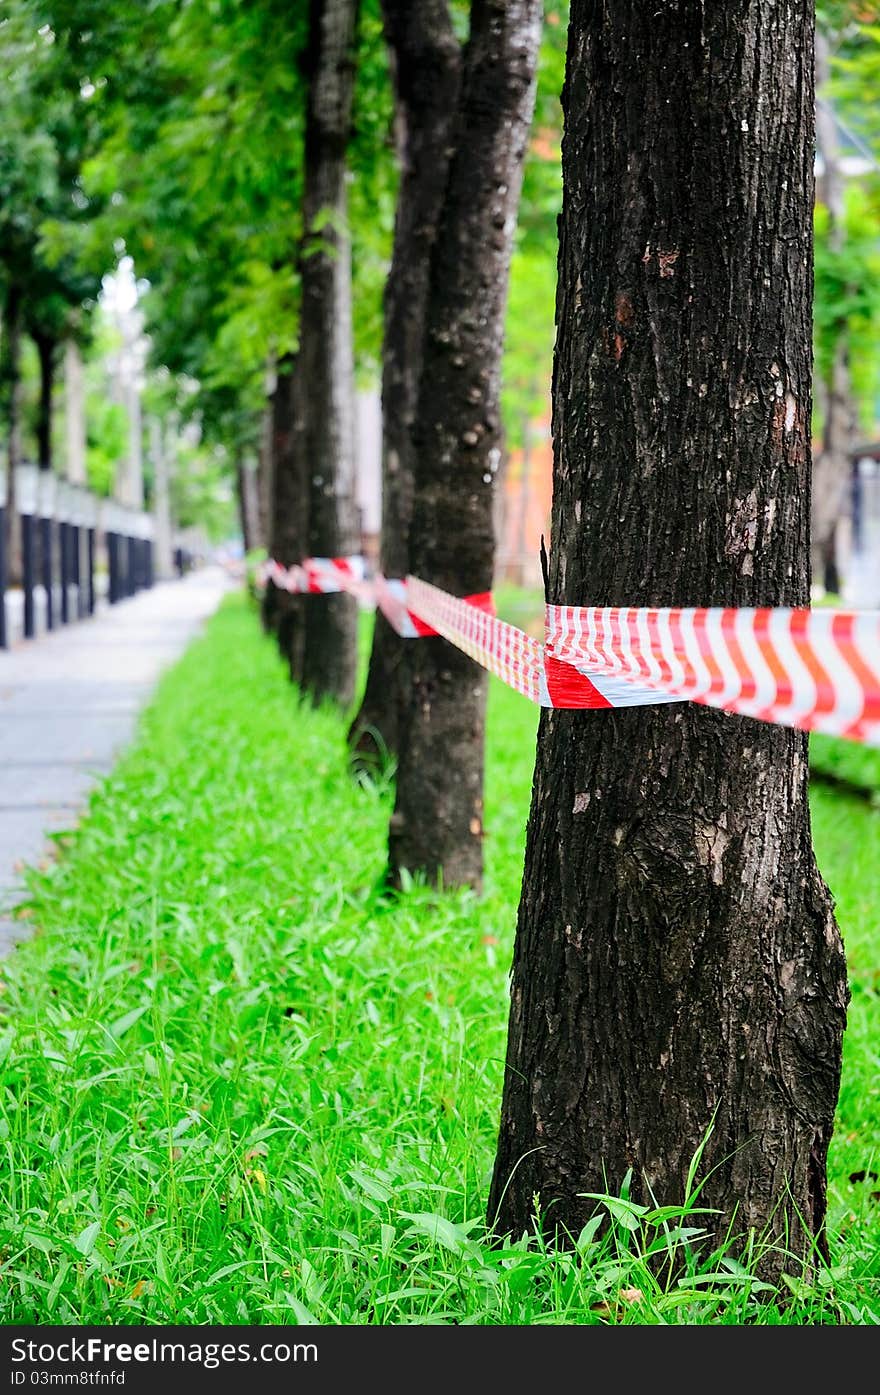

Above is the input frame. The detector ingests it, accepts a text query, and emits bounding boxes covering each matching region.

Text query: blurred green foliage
[814,186,880,432]
[816,7,880,435]
[3,0,880,522]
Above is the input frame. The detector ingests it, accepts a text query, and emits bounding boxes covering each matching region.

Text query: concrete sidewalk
[0,567,233,954]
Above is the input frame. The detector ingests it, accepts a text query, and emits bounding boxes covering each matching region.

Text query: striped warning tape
[547,603,880,744]
[259,556,367,594]
[403,575,545,702]
[258,558,880,745]
[401,577,677,710]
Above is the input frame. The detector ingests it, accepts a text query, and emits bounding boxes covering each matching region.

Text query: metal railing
[0,463,183,650]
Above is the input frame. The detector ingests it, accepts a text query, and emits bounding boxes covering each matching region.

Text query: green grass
[0,592,878,1324]
[811,731,880,799]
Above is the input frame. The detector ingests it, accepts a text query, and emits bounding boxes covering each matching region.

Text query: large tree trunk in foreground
[297,0,360,707]
[348,0,461,766]
[811,31,856,597]
[388,0,541,889]
[489,1,849,1277]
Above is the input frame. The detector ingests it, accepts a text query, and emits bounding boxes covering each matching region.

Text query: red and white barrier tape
[547,604,880,744]
[403,576,545,701]
[259,556,367,595]
[258,558,880,745]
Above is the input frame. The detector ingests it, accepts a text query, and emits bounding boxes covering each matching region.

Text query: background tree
[489,0,849,1275]
[61,0,393,672]
[387,0,542,890]
[0,11,60,577]
[813,21,859,593]
[0,3,106,585]
[500,0,566,447]
[293,0,361,707]
[347,0,462,761]
[351,0,567,761]
[77,0,308,534]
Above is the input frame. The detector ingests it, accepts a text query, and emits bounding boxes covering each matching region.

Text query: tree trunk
[263,355,308,677]
[489,1,848,1279]
[256,358,276,554]
[64,339,88,485]
[33,333,56,617]
[348,0,462,765]
[811,31,856,596]
[1,287,24,585]
[35,333,55,472]
[298,0,360,707]
[388,0,541,889]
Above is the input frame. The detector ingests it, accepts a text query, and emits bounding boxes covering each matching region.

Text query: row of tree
[234,0,862,1275]
[255,0,549,890]
[0,2,243,574]
[0,1,101,574]
[4,2,874,594]
[3,0,879,1277]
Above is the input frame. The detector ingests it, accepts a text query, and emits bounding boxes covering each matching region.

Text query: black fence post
[87,525,96,615]
[116,525,128,600]
[22,511,36,640]
[107,531,118,605]
[60,519,71,624]
[72,523,82,619]
[40,515,54,631]
[38,472,56,633]
[15,465,38,640]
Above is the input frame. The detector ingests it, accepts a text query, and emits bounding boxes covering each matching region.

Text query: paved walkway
[0,567,233,954]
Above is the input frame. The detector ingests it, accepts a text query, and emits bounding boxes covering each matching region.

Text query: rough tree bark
[812,31,856,596]
[347,0,462,765]
[388,0,541,889]
[298,0,360,707]
[489,1,849,1277]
